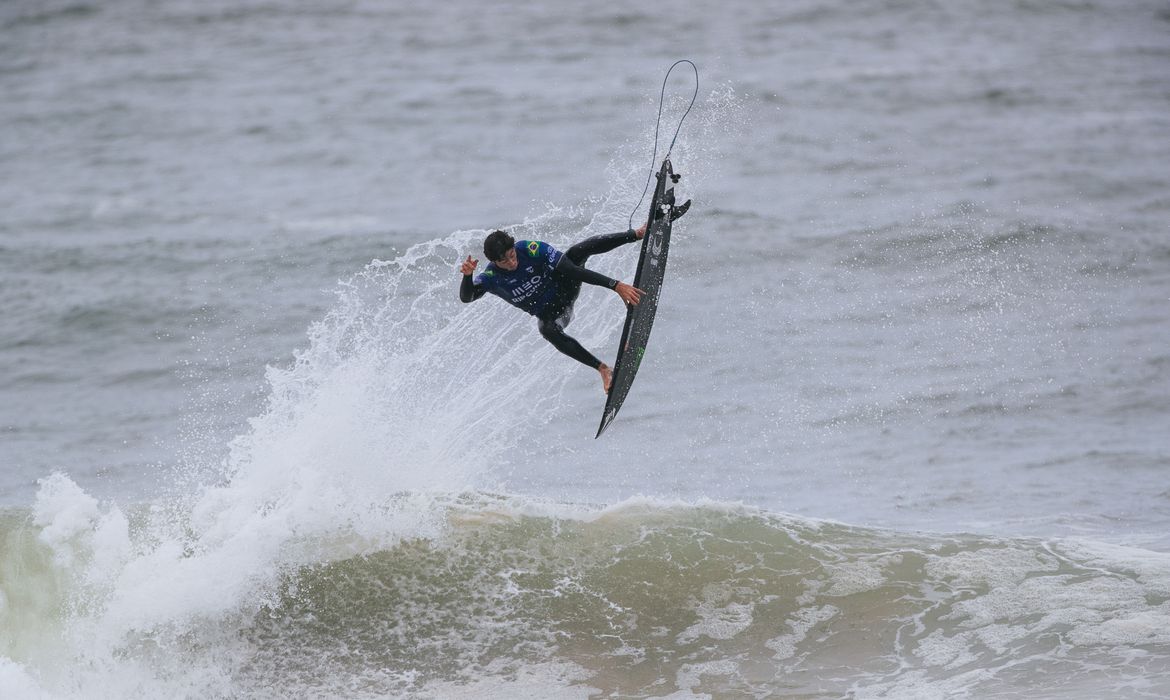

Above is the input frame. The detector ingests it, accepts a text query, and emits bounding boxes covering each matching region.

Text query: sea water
[2,0,1169,697]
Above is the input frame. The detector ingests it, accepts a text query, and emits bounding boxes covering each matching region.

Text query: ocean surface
[3,0,1169,697]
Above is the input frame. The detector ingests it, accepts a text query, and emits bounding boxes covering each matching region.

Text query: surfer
[459,205,689,393]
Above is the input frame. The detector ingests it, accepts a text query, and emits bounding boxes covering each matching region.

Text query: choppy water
[2,0,1169,697]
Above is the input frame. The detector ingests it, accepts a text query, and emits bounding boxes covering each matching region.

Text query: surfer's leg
[564,201,691,265]
[537,317,602,370]
[566,229,638,266]
[538,315,610,391]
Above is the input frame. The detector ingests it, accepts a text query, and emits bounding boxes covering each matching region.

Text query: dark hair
[483,230,515,262]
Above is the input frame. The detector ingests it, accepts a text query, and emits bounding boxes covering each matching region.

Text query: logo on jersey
[527,241,540,257]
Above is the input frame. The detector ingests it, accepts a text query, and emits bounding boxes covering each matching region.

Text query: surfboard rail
[596,158,680,438]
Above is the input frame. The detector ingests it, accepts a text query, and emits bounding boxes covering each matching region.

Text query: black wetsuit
[459,230,639,368]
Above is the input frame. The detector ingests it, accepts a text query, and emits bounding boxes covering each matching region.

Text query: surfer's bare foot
[599,364,613,393]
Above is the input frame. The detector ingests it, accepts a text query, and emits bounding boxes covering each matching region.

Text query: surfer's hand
[460,255,478,275]
[615,282,643,306]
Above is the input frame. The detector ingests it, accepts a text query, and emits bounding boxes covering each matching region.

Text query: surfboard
[596,158,682,438]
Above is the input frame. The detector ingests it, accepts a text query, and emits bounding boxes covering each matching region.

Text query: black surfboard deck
[596,158,682,438]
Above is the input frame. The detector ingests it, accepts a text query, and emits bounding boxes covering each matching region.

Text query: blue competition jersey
[474,240,565,315]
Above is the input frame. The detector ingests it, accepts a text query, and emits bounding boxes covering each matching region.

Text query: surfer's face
[494,249,518,271]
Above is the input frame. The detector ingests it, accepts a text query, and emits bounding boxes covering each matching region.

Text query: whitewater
[3,0,1169,697]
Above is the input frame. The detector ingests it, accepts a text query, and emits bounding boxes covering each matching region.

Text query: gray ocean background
[2,0,1169,697]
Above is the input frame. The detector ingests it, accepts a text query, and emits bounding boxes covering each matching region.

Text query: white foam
[914,628,980,669]
[1061,539,1170,597]
[417,659,597,700]
[822,557,888,596]
[852,666,999,700]
[947,574,1151,632]
[0,659,50,700]
[766,605,839,661]
[924,544,1058,588]
[676,600,754,645]
[1067,606,1170,646]
[31,473,102,568]
[675,658,738,696]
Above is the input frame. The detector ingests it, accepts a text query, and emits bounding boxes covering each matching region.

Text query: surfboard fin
[651,198,689,223]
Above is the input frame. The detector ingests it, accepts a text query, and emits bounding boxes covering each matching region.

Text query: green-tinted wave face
[0,510,70,665]
[224,501,1170,698]
[4,496,1168,698]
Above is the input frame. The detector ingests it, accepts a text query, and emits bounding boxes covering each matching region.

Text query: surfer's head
[484,230,518,270]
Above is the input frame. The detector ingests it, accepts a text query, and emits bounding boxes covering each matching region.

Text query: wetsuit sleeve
[460,274,487,302]
[555,255,618,289]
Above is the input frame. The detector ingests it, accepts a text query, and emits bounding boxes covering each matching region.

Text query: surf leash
[628,59,699,232]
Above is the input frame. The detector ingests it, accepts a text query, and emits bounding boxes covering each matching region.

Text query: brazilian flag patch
[527,241,540,257]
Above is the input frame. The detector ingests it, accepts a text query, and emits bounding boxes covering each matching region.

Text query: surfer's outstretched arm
[555,256,644,306]
[458,255,486,303]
